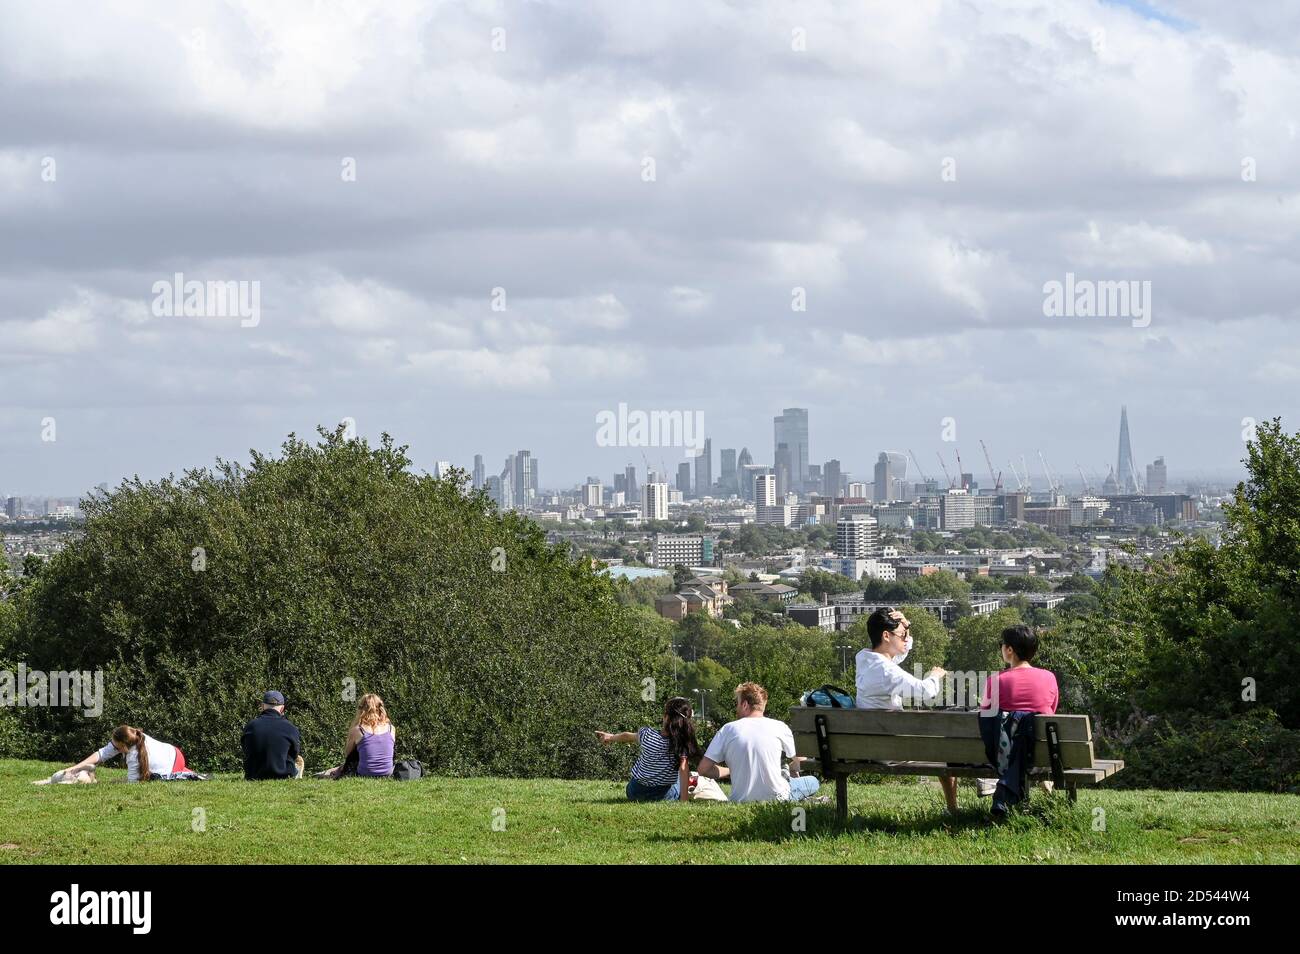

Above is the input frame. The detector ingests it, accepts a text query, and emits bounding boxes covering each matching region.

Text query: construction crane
[1007,459,1029,492]
[980,440,1003,493]
[1037,450,1062,496]
[1076,463,1092,495]
[954,448,968,490]
[936,452,956,489]
[908,449,931,486]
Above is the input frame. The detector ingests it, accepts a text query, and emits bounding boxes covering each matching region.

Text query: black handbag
[392,759,424,780]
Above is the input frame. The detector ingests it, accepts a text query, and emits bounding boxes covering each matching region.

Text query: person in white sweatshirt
[854,607,957,813]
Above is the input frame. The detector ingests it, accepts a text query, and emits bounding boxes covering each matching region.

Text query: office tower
[433,460,452,479]
[643,482,669,521]
[677,462,693,496]
[648,470,659,487]
[773,408,810,491]
[720,448,737,496]
[4,496,18,520]
[583,478,603,508]
[499,457,518,510]
[472,454,485,490]
[822,460,841,498]
[737,446,753,470]
[624,464,638,504]
[807,463,821,494]
[1001,492,1026,522]
[1116,406,1138,493]
[740,464,770,502]
[940,489,975,529]
[486,474,508,510]
[531,459,539,496]
[1146,456,1167,494]
[511,450,534,509]
[847,481,869,498]
[614,473,627,495]
[835,514,880,558]
[754,473,777,507]
[695,438,713,497]
[873,452,892,503]
[775,443,793,498]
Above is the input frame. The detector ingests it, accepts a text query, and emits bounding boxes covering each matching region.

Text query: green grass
[2,760,1297,864]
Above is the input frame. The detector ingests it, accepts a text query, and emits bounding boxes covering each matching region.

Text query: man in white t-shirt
[697,682,822,803]
[854,607,958,813]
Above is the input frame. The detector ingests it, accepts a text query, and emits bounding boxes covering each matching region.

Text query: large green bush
[4,429,663,778]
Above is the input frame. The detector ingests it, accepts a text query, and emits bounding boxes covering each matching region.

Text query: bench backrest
[788,707,1096,769]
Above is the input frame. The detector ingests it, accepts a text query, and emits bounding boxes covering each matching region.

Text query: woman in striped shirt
[596,697,701,802]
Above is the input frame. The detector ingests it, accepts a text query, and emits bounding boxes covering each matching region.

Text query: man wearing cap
[241,690,304,780]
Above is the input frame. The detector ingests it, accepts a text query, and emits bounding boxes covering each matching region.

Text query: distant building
[1116,406,1138,493]
[822,459,843,498]
[653,534,714,568]
[940,489,975,529]
[719,448,738,496]
[754,473,777,507]
[774,442,793,499]
[472,454,486,490]
[642,482,669,521]
[818,557,896,581]
[1146,456,1167,494]
[847,481,869,498]
[741,463,771,503]
[676,462,693,497]
[1070,495,1110,526]
[655,577,731,620]
[730,581,799,605]
[786,604,837,631]
[582,478,603,508]
[773,408,809,491]
[695,438,713,497]
[835,514,880,558]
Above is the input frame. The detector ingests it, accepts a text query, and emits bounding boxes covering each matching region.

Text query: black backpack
[392,759,424,781]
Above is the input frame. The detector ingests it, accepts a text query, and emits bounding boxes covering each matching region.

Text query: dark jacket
[241,709,302,780]
[979,709,1036,814]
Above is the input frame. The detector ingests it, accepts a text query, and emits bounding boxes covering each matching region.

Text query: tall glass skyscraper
[1116,406,1137,493]
[773,408,809,491]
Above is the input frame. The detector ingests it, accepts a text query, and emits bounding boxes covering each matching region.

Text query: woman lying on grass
[596,696,701,802]
[52,724,199,782]
[316,693,396,779]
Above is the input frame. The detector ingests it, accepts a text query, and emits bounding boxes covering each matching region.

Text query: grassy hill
[2,760,1296,864]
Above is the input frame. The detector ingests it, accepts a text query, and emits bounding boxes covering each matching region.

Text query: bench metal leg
[1045,721,1066,790]
[1067,785,1077,804]
[835,773,848,827]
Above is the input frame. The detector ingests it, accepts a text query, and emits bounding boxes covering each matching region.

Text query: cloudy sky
[2,0,1297,496]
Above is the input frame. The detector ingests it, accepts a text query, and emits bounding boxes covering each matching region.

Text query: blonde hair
[351,693,390,731]
[734,682,768,710]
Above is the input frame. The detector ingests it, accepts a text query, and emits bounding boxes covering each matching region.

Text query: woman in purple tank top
[317,694,396,779]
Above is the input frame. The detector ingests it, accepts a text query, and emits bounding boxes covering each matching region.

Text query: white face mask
[897,633,913,664]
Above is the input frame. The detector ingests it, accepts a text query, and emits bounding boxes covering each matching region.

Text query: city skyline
[3,2,1295,495]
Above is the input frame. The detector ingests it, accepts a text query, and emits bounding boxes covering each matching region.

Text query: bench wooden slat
[799,758,1125,786]
[788,707,1093,743]
[794,731,1096,769]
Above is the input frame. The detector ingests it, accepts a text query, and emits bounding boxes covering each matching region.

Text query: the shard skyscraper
[1116,406,1138,493]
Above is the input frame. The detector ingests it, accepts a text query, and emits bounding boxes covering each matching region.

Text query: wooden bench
[788,707,1125,825]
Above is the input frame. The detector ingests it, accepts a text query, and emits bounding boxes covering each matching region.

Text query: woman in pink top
[980,624,1059,714]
